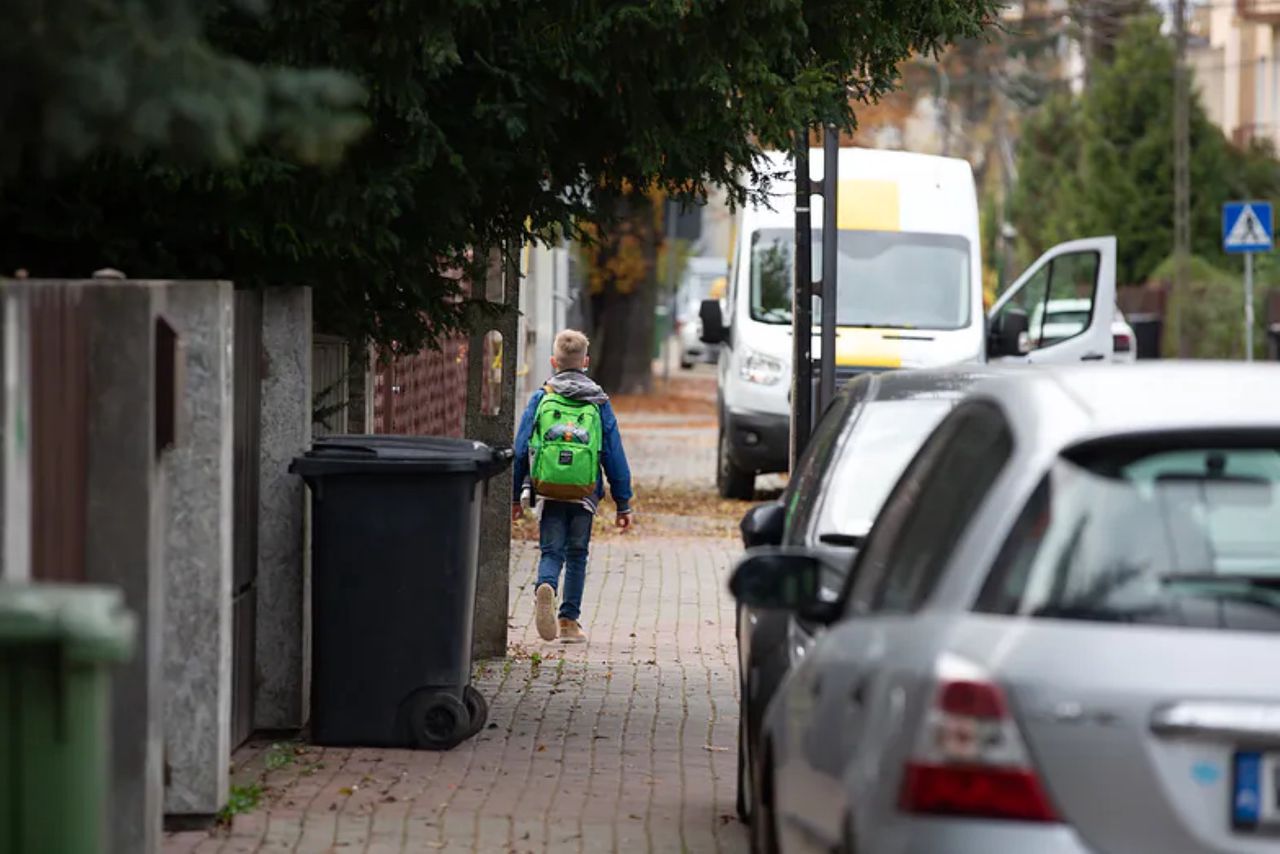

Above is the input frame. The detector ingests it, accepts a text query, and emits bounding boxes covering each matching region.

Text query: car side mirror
[728,546,842,625]
[699,299,727,345]
[740,501,785,549]
[989,307,1030,358]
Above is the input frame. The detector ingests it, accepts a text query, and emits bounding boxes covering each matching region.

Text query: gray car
[733,362,1280,854]
[735,366,1004,822]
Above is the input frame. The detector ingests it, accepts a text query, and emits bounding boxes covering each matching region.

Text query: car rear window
[974,446,1280,631]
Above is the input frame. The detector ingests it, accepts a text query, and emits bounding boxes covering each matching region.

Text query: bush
[1153,255,1264,359]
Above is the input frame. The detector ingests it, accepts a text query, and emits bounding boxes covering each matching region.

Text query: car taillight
[899,655,1059,823]
[1112,332,1132,353]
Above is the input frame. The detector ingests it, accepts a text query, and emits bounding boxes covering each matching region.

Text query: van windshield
[748,228,971,330]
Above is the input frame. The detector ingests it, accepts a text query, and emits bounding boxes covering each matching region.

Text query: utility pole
[1174,0,1191,357]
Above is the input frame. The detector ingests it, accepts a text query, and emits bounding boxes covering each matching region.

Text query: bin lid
[290,434,513,478]
[0,584,136,663]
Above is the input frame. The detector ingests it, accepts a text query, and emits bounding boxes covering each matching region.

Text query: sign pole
[1246,251,1255,362]
[818,127,838,414]
[790,132,813,471]
[1222,200,1272,362]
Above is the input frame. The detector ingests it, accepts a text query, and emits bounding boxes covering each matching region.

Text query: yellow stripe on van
[834,327,903,368]
[836,180,900,232]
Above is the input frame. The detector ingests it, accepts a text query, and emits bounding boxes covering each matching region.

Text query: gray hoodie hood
[545,370,609,404]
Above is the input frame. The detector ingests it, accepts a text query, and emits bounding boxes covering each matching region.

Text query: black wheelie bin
[291,435,513,750]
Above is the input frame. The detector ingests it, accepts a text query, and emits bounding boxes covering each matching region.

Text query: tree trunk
[585,191,660,396]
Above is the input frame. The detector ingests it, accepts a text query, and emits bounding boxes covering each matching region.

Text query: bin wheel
[407,691,470,751]
[463,685,489,738]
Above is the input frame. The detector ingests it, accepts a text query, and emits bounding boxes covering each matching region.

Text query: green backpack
[529,390,603,500]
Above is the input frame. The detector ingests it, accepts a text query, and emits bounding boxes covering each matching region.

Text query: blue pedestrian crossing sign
[1223,201,1273,253]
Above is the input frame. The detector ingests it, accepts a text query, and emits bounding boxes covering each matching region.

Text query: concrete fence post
[84,281,169,854]
[161,281,235,820]
[0,288,32,582]
[254,287,313,730]
[466,248,519,660]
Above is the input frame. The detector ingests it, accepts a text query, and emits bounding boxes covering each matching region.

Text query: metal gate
[231,290,263,747]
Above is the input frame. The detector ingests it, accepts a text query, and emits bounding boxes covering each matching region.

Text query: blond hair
[553,329,590,370]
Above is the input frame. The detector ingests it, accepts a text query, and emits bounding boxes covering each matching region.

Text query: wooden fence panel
[29,284,89,582]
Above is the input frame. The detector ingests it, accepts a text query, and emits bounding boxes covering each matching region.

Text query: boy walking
[512,330,633,643]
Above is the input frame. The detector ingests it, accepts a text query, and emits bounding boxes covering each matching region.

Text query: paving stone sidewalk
[165,532,748,854]
[165,366,758,853]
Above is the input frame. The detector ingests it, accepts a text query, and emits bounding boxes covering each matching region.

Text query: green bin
[0,584,135,854]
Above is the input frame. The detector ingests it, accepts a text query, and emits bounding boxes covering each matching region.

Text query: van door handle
[1081,353,1106,362]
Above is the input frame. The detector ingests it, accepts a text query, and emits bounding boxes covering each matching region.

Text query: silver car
[732,362,1280,854]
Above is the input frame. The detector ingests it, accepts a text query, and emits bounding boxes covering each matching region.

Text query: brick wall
[372,336,468,436]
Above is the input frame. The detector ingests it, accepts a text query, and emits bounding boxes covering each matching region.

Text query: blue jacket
[513,372,633,513]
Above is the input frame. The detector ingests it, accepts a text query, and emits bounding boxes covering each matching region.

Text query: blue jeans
[537,501,593,622]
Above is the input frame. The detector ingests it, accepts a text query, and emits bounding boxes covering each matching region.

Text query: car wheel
[736,699,752,822]
[717,426,755,500]
[750,744,780,854]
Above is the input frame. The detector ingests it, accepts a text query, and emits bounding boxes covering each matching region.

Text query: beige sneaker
[558,619,587,644]
[535,584,558,641]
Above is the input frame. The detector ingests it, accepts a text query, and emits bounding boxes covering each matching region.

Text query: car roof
[974,362,1280,443]
[841,364,1013,405]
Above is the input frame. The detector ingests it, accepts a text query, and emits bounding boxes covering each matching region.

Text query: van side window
[846,402,1013,615]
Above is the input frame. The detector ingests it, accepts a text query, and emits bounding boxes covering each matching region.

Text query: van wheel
[717,427,755,500]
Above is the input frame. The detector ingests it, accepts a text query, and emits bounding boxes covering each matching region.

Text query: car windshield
[748,228,971,330]
[812,398,955,542]
[976,447,1280,631]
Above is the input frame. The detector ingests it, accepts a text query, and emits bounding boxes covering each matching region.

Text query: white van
[701,147,1117,498]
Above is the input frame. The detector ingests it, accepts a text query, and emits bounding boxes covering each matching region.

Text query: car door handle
[1081,353,1106,361]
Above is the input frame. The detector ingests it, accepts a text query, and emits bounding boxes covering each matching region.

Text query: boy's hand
[511,504,524,523]
[616,511,633,531]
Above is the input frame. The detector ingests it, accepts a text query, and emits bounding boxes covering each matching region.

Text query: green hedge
[1153,255,1269,360]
